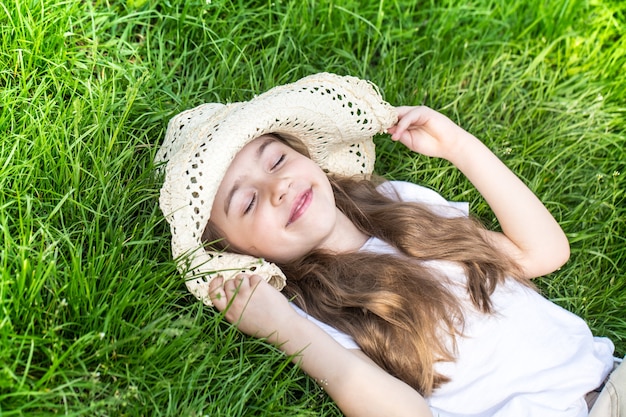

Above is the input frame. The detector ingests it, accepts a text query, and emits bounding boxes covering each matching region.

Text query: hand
[209,274,293,343]
[387,106,471,161]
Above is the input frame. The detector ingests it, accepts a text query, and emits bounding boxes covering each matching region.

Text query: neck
[320,207,370,254]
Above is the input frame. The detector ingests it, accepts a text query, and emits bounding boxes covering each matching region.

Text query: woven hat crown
[156,73,397,306]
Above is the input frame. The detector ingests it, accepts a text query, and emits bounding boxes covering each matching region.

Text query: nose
[269,176,290,206]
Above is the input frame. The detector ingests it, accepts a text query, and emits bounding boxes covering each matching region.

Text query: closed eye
[271,154,285,170]
[244,193,257,215]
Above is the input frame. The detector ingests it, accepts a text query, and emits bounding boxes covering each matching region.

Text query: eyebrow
[256,136,277,159]
[224,184,239,216]
[223,137,277,216]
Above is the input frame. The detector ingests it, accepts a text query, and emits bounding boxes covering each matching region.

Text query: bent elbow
[523,236,570,279]
[555,237,571,270]
[540,236,570,278]
[544,251,570,278]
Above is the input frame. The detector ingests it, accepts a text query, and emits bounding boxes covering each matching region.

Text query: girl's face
[210,135,342,263]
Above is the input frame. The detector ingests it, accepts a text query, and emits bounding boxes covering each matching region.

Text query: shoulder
[377,180,470,218]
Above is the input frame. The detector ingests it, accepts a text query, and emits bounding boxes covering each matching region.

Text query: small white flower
[99,332,106,340]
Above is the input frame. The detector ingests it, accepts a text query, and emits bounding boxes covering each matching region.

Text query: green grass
[0,0,624,415]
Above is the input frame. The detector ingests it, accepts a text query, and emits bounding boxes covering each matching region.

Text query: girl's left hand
[387,106,469,161]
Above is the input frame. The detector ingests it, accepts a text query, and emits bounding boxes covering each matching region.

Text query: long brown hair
[203,135,528,395]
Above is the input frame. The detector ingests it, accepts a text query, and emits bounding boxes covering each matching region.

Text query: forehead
[218,135,277,186]
[231,135,275,165]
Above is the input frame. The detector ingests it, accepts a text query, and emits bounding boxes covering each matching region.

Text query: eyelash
[272,154,285,170]
[244,193,256,215]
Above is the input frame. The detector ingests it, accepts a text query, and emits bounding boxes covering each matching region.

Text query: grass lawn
[1,0,624,415]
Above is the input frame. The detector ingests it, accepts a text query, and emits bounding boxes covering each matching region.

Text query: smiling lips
[287,188,312,226]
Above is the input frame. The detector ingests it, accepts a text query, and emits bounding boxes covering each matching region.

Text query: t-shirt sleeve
[377,180,469,218]
[290,302,360,350]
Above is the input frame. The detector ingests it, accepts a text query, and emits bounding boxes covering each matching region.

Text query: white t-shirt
[291,180,615,417]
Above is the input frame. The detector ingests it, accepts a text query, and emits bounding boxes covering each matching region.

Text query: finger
[209,276,228,310]
[387,126,408,142]
[396,107,425,129]
[244,275,265,296]
[209,275,224,293]
[394,108,432,142]
[234,272,249,285]
[391,108,420,140]
[223,277,239,295]
[394,105,414,117]
[248,274,264,287]
[233,274,254,295]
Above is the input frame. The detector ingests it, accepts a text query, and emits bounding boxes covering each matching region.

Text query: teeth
[294,198,304,213]
[288,191,307,225]
[290,200,302,223]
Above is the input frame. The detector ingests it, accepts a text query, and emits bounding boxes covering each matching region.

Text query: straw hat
[156,73,397,306]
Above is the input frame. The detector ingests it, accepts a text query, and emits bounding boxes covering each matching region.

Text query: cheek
[209,213,245,247]
[227,216,273,252]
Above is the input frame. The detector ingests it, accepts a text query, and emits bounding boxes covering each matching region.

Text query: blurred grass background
[0,0,624,415]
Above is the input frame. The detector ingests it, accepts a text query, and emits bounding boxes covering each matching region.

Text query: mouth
[287,188,312,226]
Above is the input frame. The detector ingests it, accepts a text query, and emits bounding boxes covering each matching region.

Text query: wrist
[445,132,485,168]
[264,307,306,347]
[271,313,327,357]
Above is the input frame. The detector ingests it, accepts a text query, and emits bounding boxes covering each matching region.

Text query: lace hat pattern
[156,73,397,306]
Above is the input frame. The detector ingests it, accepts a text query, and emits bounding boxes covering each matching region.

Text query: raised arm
[209,274,432,417]
[388,106,570,278]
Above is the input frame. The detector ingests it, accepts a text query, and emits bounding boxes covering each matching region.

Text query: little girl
[156,73,622,417]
